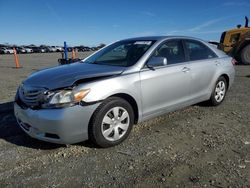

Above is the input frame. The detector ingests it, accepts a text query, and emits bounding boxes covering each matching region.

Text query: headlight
[42,89,90,108]
[49,90,74,104]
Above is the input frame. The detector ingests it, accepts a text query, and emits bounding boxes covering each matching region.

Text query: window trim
[183,39,218,62]
[142,39,188,70]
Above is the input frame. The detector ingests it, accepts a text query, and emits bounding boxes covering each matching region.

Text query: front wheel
[89,97,134,148]
[209,77,227,106]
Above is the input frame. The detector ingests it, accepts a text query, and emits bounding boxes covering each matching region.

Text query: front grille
[18,84,45,107]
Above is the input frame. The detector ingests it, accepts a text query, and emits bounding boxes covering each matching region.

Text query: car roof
[123,36,166,41]
[121,36,203,42]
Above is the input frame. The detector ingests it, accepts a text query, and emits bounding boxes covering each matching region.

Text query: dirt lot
[0,53,249,187]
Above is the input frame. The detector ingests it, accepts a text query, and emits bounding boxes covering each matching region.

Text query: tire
[89,97,134,148]
[240,44,250,65]
[209,76,227,106]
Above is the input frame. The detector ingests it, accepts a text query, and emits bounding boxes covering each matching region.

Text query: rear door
[139,40,191,118]
[183,39,218,100]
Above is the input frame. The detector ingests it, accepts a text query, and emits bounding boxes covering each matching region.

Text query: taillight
[231,58,237,65]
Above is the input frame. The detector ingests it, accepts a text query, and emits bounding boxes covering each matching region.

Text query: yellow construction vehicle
[216,16,250,64]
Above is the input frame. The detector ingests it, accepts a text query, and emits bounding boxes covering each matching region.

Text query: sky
[0,0,249,46]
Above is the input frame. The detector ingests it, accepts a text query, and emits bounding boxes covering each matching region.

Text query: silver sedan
[14,36,235,147]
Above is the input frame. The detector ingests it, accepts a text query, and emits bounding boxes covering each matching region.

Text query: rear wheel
[240,44,250,65]
[89,97,134,148]
[209,77,227,106]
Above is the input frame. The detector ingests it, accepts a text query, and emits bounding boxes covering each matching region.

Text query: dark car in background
[0,47,6,54]
[75,46,85,52]
[31,47,46,53]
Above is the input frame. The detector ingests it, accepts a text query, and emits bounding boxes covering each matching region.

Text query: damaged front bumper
[14,102,100,144]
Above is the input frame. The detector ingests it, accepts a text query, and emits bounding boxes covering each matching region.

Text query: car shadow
[0,101,62,150]
[195,101,211,107]
[0,101,97,150]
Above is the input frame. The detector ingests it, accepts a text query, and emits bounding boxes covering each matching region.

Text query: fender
[75,72,143,121]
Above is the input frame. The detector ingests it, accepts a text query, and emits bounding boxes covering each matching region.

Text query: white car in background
[49,46,57,52]
[55,46,64,52]
[40,48,46,53]
[0,47,14,54]
[51,46,63,52]
[24,48,33,53]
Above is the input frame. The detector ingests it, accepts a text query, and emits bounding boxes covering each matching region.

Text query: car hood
[23,62,125,90]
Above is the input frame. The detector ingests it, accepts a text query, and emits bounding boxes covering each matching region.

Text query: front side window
[184,40,217,61]
[84,40,155,67]
[151,40,185,65]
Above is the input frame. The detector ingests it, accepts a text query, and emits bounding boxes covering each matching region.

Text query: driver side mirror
[147,57,167,68]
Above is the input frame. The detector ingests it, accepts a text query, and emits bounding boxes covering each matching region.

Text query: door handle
[182,67,190,73]
[215,61,220,66]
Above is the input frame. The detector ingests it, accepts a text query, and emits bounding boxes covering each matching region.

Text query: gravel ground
[0,53,249,187]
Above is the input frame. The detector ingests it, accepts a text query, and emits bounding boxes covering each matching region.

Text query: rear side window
[184,40,217,61]
[152,40,185,65]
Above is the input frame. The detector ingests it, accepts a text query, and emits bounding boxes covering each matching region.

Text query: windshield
[84,40,155,67]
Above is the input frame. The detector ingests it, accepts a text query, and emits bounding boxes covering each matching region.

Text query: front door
[139,40,191,118]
